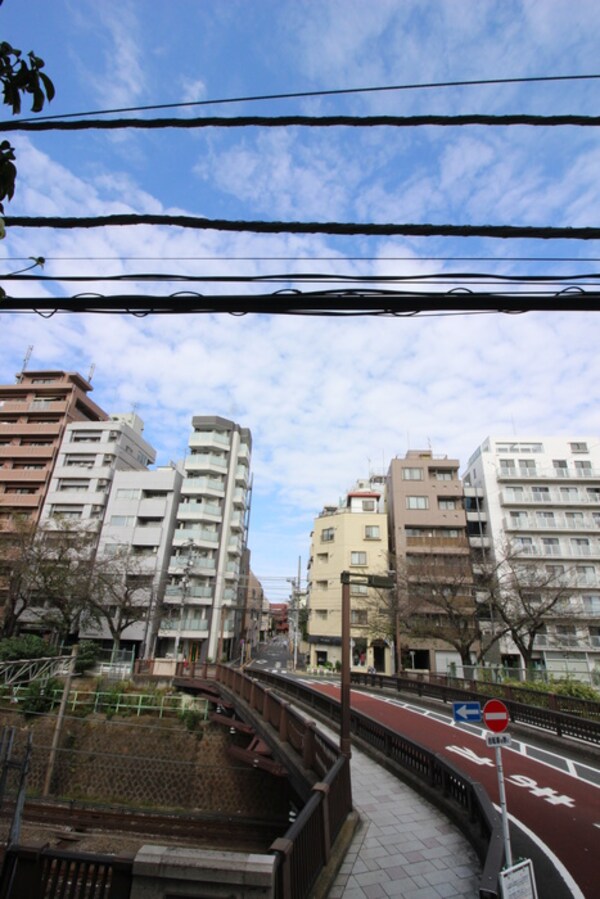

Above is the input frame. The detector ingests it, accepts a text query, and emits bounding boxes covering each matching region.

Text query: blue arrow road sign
[452,701,482,723]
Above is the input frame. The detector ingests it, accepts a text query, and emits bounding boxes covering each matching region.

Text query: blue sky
[2,0,600,600]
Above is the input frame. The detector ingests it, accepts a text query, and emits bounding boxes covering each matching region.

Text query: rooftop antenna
[16,345,33,382]
[87,362,95,382]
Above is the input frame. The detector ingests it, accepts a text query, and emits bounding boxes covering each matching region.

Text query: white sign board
[486,733,512,748]
[500,859,538,899]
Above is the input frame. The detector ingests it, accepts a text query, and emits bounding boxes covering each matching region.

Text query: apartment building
[80,465,183,658]
[387,451,474,674]
[158,416,252,664]
[0,370,107,528]
[307,478,392,674]
[39,413,156,531]
[463,437,600,678]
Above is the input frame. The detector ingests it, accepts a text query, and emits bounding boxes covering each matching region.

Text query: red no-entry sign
[483,699,509,733]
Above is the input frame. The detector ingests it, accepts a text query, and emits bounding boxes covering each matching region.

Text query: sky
[2,0,600,601]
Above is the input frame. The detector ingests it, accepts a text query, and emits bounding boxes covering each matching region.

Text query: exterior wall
[387,451,473,674]
[307,479,392,674]
[242,567,265,661]
[39,414,156,533]
[80,465,183,656]
[158,417,252,663]
[464,436,600,677]
[0,370,107,527]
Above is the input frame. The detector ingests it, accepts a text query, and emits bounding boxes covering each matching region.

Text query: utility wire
[5,215,600,240]
[4,113,600,132]
[13,72,600,123]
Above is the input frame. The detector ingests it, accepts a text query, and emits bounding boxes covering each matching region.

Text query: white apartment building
[464,437,600,678]
[307,478,393,674]
[40,413,156,530]
[81,465,183,657]
[158,416,252,664]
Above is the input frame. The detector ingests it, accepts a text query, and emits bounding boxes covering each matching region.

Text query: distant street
[247,636,291,674]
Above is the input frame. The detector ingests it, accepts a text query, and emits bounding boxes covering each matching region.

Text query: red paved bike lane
[311,684,599,897]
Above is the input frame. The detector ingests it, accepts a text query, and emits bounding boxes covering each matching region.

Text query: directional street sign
[483,698,510,733]
[452,701,482,724]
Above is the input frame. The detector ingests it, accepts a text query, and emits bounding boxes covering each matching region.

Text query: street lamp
[340,571,394,758]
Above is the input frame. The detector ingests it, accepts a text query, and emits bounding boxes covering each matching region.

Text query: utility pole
[43,645,77,797]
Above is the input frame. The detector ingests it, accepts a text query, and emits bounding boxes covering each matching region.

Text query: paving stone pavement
[328,745,482,898]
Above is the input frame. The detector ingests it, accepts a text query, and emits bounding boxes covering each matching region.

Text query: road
[307,682,599,898]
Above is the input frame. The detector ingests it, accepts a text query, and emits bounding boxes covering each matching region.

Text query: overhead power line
[4,113,600,132]
[14,72,600,123]
[5,215,600,240]
[1,288,598,316]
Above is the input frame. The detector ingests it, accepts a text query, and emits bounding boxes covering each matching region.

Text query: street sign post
[452,701,482,724]
[483,698,509,733]
[483,698,513,869]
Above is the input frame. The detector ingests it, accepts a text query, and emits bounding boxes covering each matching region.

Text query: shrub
[74,641,101,674]
[19,676,62,717]
[551,678,600,702]
[0,635,57,661]
[179,708,204,734]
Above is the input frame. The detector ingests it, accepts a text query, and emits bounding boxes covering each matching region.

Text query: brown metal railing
[0,845,133,899]
[216,665,353,898]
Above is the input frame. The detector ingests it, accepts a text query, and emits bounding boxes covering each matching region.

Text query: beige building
[307,478,393,674]
[387,451,474,674]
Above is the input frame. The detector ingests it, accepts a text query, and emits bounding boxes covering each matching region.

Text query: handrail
[249,668,505,899]
[216,665,353,899]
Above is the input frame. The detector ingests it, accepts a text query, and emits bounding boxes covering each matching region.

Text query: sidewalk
[328,743,481,898]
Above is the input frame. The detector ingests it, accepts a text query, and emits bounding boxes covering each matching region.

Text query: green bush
[179,708,204,734]
[74,641,101,674]
[19,676,62,717]
[551,678,600,702]
[0,635,57,661]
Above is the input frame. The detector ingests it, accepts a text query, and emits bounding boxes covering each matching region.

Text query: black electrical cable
[13,72,600,124]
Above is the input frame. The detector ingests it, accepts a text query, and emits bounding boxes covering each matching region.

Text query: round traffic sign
[483,699,509,733]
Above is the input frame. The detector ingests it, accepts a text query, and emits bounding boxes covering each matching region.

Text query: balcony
[173,527,219,545]
[0,422,61,436]
[169,556,216,573]
[164,584,213,600]
[188,432,230,450]
[158,618,209,634]
[185,453,228,472]
[181,477,225,496]
[0,493,40,507]
[177,500,221,521]
[0,469,48,482]
[0,445,54,459]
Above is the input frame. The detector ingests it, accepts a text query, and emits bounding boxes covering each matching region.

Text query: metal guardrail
[350,671,600,745]
[0,656,70,688]
[248,669,505,899]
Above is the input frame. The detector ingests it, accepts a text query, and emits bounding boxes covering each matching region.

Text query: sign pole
[494,744,513,868]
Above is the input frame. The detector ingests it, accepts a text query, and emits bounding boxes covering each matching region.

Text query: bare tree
[477,544,577,671]
[1,518,99,642]
[87,548,155,655]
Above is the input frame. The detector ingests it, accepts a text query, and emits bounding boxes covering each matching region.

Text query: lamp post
[340,571,394,758]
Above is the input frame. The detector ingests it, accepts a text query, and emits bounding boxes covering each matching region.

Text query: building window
[576,565,596,585]
[406,496,429,510]
[321,528,334,542]
[116,488,141,499]
[536,511,555,527]
[351,609,368,625]
[571,537,591,556]
[315,610,328,620]
[438,499,456,510]
[365,525,380,539]
[532,487,551,502]
[109,515,135,527]
[50,505,83,519]
[582,595,600,615]
[541,537,560,555]
[316,552,328,563]
[553,460,568,477]
[433,470,453,481]
[350,583,368,596]
[350,551,367,566]
[575,460,592,477]
[499,459,516,475]
[570,442,588,453]
[402,467,423,480]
